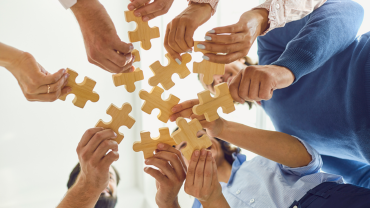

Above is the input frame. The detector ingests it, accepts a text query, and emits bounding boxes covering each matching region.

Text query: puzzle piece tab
[95,103,136,144]
[133,127,177,159]
[171,117,212,160]
[132,49,140,62]
[112,68,144,93]
[139,86,180,123]
[148,53,191,90]
[193,83,235,122]
[59,68,99,108]
[193,41,225,85]
[125,10,160,50]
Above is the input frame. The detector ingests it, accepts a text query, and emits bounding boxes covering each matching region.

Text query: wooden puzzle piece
[59,68,99,108]
[112,68,144,92]
[193,83,235,122]
[139,86,180,123]
[171,117,212,160]
[132,49,140,62]
[193,41,225,85]
[133,127,177,159]
[95,103,136,144]
[125,10,160,50]
[148,53,191,90]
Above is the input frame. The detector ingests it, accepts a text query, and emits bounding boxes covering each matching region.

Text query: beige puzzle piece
[193,41,225,85]
[95,103,136,144]
[132,49,140,62]
[59,68,99,108]
[139,86,180,123]
[133,127,177,159]
[171,117,212,160]
[125,10,160,50]
[148,53,191,90]
[112,68,144,92]
[193,83,235,122]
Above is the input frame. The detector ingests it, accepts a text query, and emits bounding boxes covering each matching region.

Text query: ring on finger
[117,50,120,54]
[47,85,50,94]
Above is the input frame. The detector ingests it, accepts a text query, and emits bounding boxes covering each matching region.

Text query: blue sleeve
[321,155,370,189]
[192,198,202,208]
[262,0,364,83]
[278,137,322,176]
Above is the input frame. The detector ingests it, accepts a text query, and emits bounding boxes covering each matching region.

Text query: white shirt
[59,0,77,10]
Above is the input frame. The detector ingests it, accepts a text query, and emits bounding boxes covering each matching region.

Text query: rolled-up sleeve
[59,0,77,9]
[254,0,326,35]
[278,136,323,176]
[189,0,219,15]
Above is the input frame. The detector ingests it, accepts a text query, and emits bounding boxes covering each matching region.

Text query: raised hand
[185,149,230,208]
[196,9,269,64]
[144,143,187,208]
[71,0,135,73]
[165,3,213,64]
[127,0,174,22]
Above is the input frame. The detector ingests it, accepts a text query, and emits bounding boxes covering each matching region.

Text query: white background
[0,0,369,207]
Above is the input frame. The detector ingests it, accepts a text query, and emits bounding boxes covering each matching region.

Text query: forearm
[201,195,230,208]
[57,180,100,208]
[0,42,23,69]
[217,119,311,168]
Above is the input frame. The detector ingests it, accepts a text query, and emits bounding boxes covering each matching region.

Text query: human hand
[71,0,135,73]
[165,3,212,64]
[76,127,119,193]
[144,143,186,208]
[170,99,225,138]
[196,8,269,64]
[6,52,70,102]
[229,65,295,102]
[127,0,174,22]
[185,149,230,208]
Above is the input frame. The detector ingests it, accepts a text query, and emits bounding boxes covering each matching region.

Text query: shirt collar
[227,153,246,185]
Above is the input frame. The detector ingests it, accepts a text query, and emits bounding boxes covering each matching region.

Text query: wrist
[189,2,213,18]
[157,199,180,208]
[200,194,228,208]
[216,118,229,139]
[71,0,101,20]
[0,43,24,70]
[251,8,270,35]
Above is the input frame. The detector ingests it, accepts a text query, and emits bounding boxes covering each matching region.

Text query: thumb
[42,68,66,85]
[207,23,243,35]
[228,71,244,104]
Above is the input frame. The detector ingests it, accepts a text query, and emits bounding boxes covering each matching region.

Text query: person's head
[67,163,120,208]
[198,56,257,109]
[173,128,241,169]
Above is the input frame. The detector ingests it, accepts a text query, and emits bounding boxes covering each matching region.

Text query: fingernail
[128,5,135,10]
[134,12,141,17]
[64,74,69,79]
[63,68,66,73]
[202,55,210,61]
[158,143,164,148]
[171,106,177,112]
[207,151,212,156]
[205,36,212,41]
[142,16,149,22]
[132,56,136,62]
[67,87,72,93]
[145,159,149,164]
[194,150,200,156]
[175,58,182,65]
[197,44,205,50]
[126,55,132,62]
[144,167,148,171]
[208,30,215,34]
[186,49,192,53]
[113,132,117,137]
[201,149,207,156]
[129,44,134,51]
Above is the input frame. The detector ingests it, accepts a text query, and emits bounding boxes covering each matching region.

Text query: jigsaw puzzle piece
[139,86,180,123]
[112,68,144,92]
[125,10,160,50]
[133,127,177,159]
[59,68,99,108]
[132,49,140,62]
[148,53,192,90]
[95,103,136,144]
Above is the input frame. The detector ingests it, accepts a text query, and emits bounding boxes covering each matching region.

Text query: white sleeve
[59,0,77,10]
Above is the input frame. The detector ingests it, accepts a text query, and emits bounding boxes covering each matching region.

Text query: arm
[0,42,70,102]
[57,128,119,208]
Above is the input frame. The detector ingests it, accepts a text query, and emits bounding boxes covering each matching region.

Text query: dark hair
[172,128,241,166]
[67,163,121,189]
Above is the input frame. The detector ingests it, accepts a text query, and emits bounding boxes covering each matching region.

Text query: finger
[202,51,246,64]
[142,9,169,21]
[128,0,150,11]
[194,149,207,189]
[60,86,72,98]
[171,99,199,113]
[190,114,206,122]
[157,143,187,172]
[37,72,69,94]
[211,156,218,186]
[168,20,184,56]
[186,150,200,186]
[259,79,273,100]
[197,41,246,54]
[228,70,245,103]
[114,41,134,54]
[203,33,245,44]
[203,151,213,188]
[170,108,193,122]
[27,90,64,102]
[207,23,244,34]
[145,157,178,181]
[164,23,182,63]
[91,140,119,166]
[175,22,191,52]
[144,167,168,184]
[85,129,117,158]
[154,149,186,178]
[184,26,195,50]
[100,150,119,171]
[238,69,252,102]
[78,127,105,148]
[107,50,131,68]
[41,68,66,85]
[248,74,261,101]
[98,59,127,74]
[136,0,168,20]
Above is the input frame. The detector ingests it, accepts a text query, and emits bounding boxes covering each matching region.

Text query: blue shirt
[192,138,343,208]
[257,0,370,187]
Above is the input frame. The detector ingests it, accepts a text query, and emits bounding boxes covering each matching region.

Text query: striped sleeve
[189,0,219,15]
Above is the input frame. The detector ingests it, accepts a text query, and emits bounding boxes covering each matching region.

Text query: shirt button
[293,206,298,208]
[236,190,241,194]
[250,199,255,203]
[276,3,280,9]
